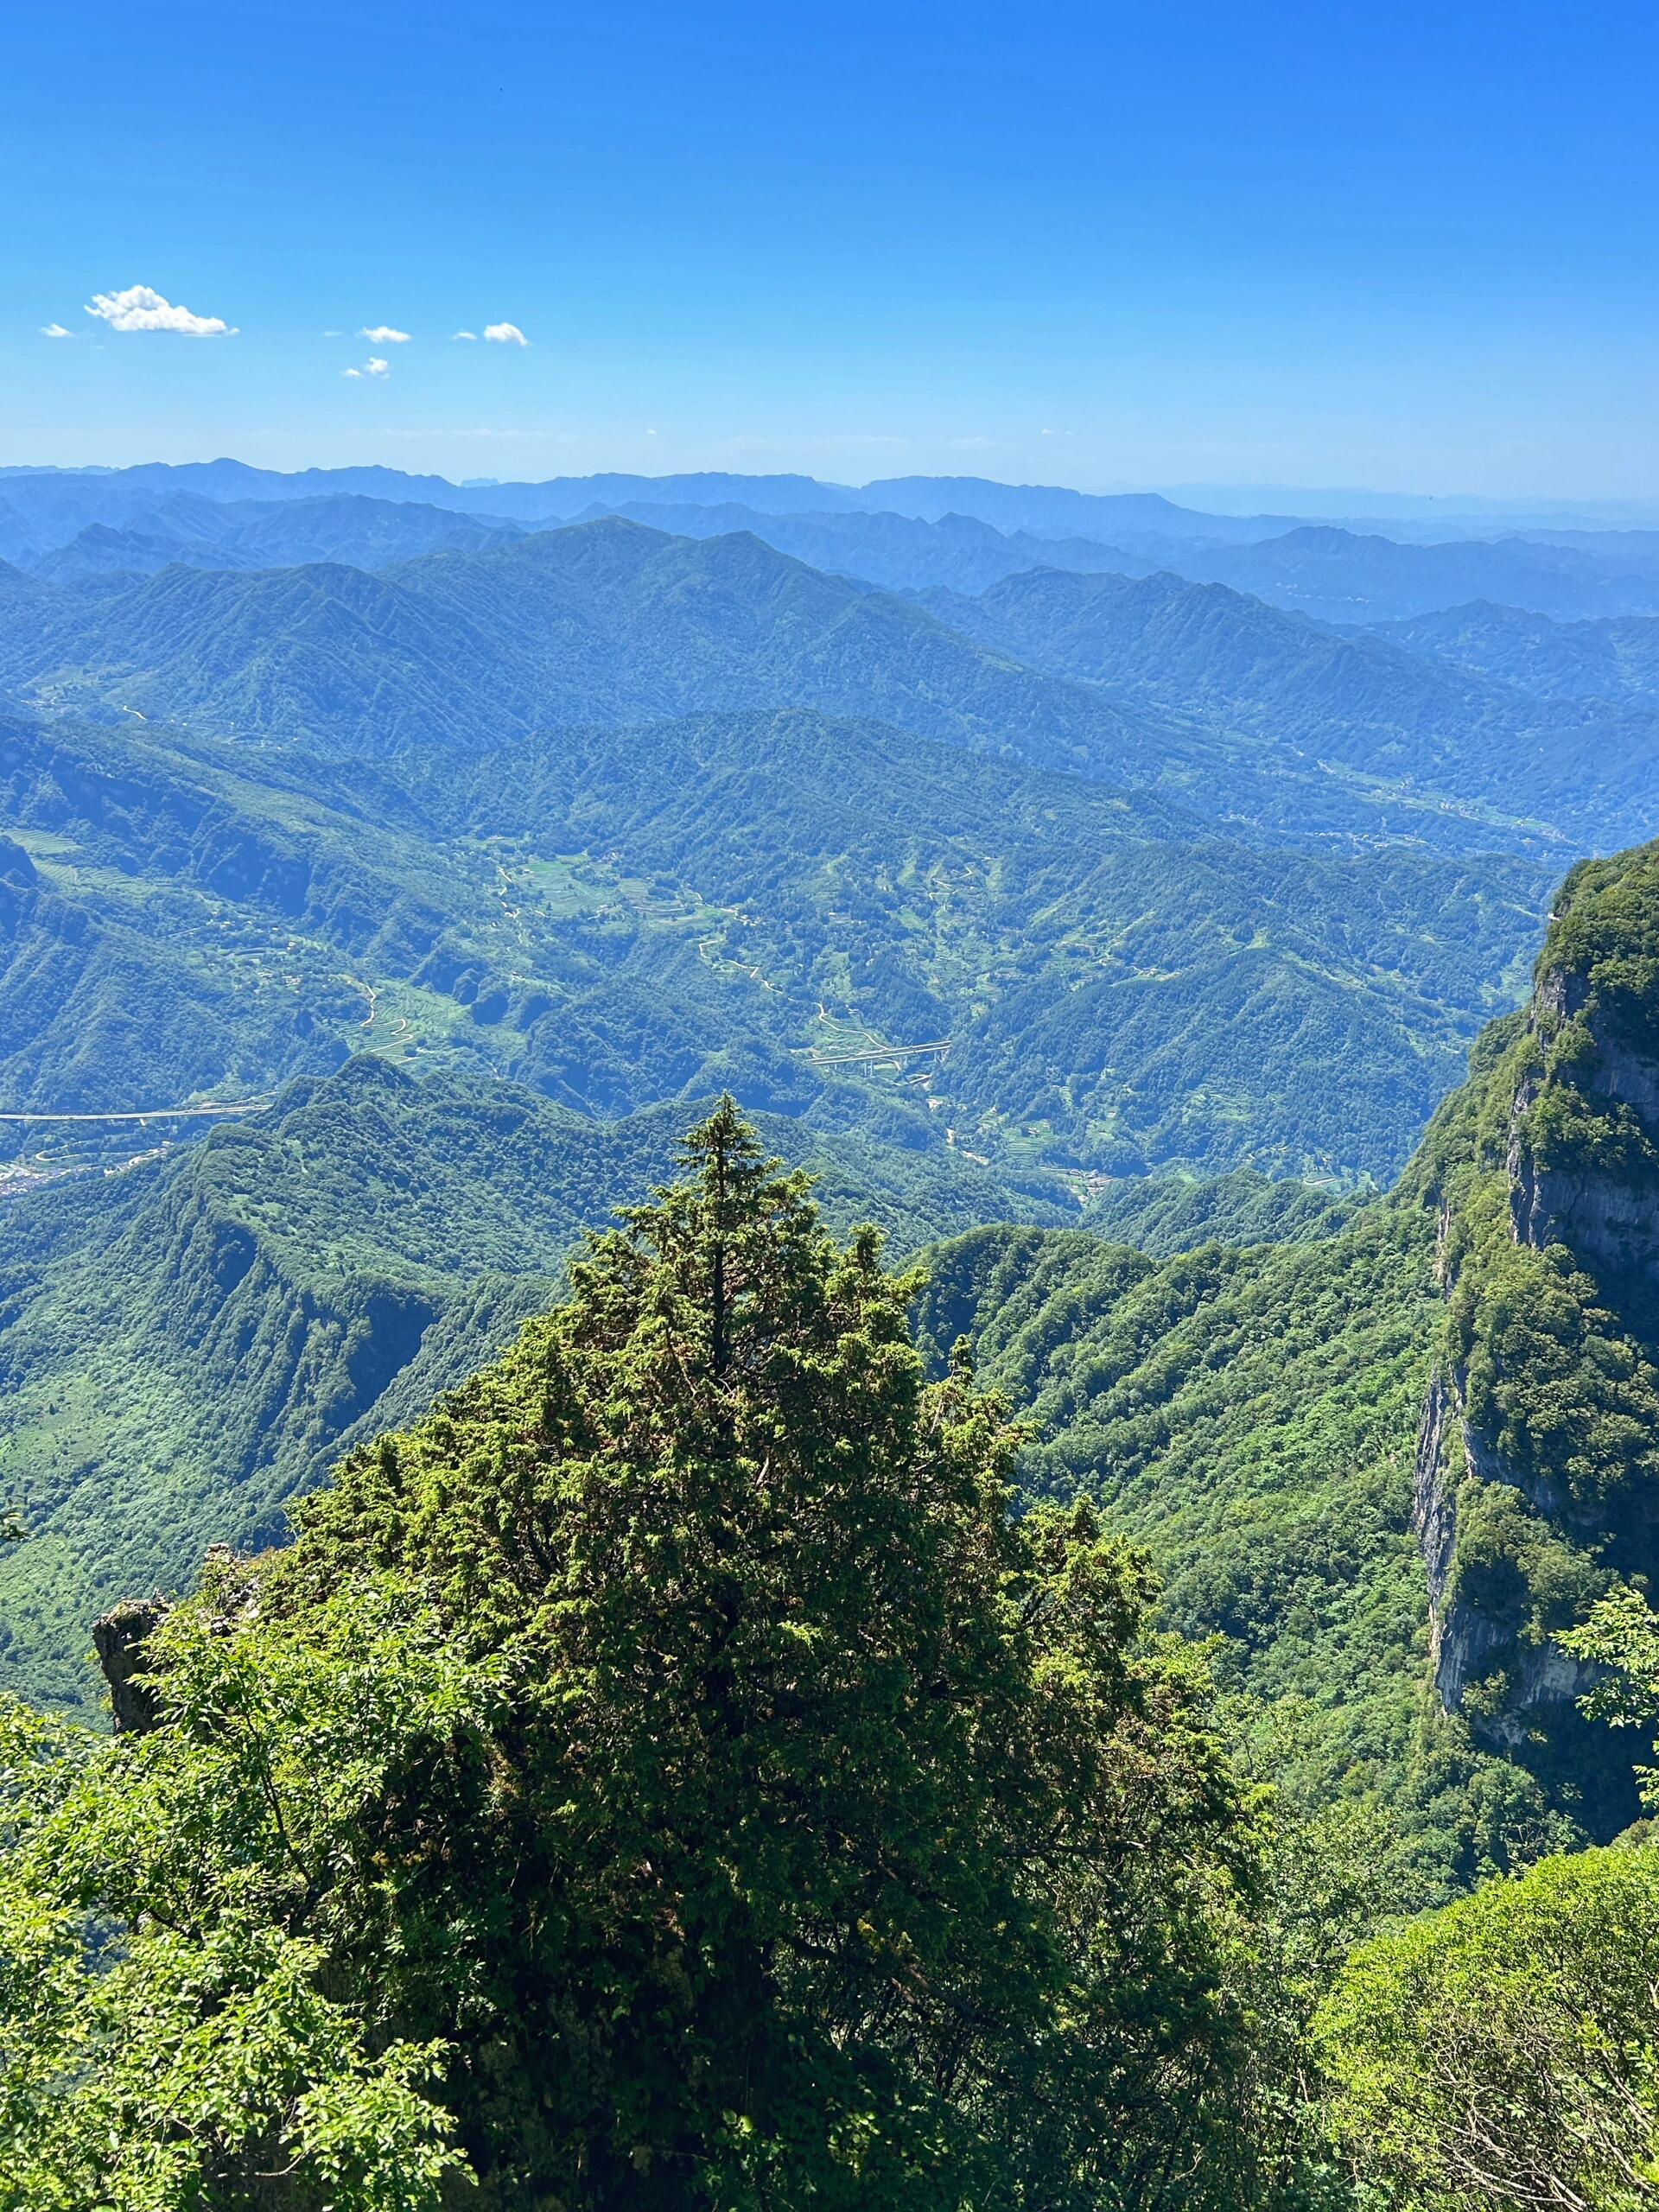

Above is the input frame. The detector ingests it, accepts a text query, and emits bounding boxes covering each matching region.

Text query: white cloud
[645,426,658,436]
[483,321,529,346]
[40,323,72,339]
[84,284,236,335]
[359,325,410,344]
[452,329,478,341]
[342,357,391,379]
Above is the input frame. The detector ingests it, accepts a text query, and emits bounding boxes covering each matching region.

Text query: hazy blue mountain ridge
[921,566,1659,844]
[1165,524,1659,622]
[0,521,1187,784]
[1365,600,1659,704]
[3,513,1640,859]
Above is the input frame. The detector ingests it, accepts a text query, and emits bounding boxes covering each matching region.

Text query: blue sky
[4,0,1656,495]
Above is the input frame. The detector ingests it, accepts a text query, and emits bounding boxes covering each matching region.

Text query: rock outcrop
[1410,846,1659,1816]
[1508,961,1659,1301]
[92,1594,170,1732]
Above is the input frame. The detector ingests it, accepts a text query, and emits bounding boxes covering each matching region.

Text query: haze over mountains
[8,456,1659,1206]
[7,461,1657,1151]
[5,454,1659,1800]
[9,459,1659,618]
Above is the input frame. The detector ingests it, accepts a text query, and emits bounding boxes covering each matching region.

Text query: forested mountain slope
[923,566,1659,846]
[9,459,1659,1866]
[10,826,1653,1880]
[4,791,1657,1910]
[914,1205,1459,1863]
[917,834,1659,1873]
[0,703,1548,1180]
[3,511,1649,856]
[1368,599,1659,705]
[0,1054,1056,1714]
[1079,1161,1357,1252]
[0,521,1177,782]
[1410,841,1659,1809]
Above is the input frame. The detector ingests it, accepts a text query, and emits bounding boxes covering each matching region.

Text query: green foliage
[1319,1840,1659,2209]
[912,1117,1646,1884]
[1444,1474,1604,1657]
[913,1208,1509,1890]
[0,1605,476,2208]
[2,680,1549,1186]
[0,1107,1274,2209]
[1224,1789,1414,2210]
[434,709,1545,1183]
[0,1058,1059,1716]
[1081,1166,1357,1257]
[1408,836,1659,1788]
[1546,846,1659,1039]
[1445,1175,1659,1515]
[1566,1583,1659,1809]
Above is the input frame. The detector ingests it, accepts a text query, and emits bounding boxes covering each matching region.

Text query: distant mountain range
[8,451,1659,1862]
[1363,599,1659,702]
[0,520,1175,783]
[5,455,1659,1213]
[3,506,1655,850]
[918,566,1659,840]
[8,463,1659,626]
[0,460,1290,537]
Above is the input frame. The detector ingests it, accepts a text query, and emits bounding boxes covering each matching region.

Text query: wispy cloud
[359,325,410,344]
[39,323,72,339]
[342,357,391,379]
[84,284,236,335]
[452,329,478,341]
[483,321,529,346]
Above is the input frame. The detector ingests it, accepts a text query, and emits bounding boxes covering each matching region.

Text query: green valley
[3,464,1659,2208]
[1,699,1551,1189]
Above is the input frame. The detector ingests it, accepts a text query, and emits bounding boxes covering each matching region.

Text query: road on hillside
[0,1103,270,1123]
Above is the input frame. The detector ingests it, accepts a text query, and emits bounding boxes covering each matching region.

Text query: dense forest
[5,462,1659,2202]
[4,1100,1659,2206]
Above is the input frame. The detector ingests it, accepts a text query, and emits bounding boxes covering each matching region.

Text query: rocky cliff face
[1410,1292,1603,1749]
[91,1595,169,1732]
[1409,846,1659,1821]
[1507,960,1659,1303]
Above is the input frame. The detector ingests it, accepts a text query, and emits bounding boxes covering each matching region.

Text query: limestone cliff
[1410,843,1659,1821]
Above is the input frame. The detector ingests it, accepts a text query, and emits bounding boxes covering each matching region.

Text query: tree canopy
[0,1103,1269,2209]
[1318,1839,1659,2210]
